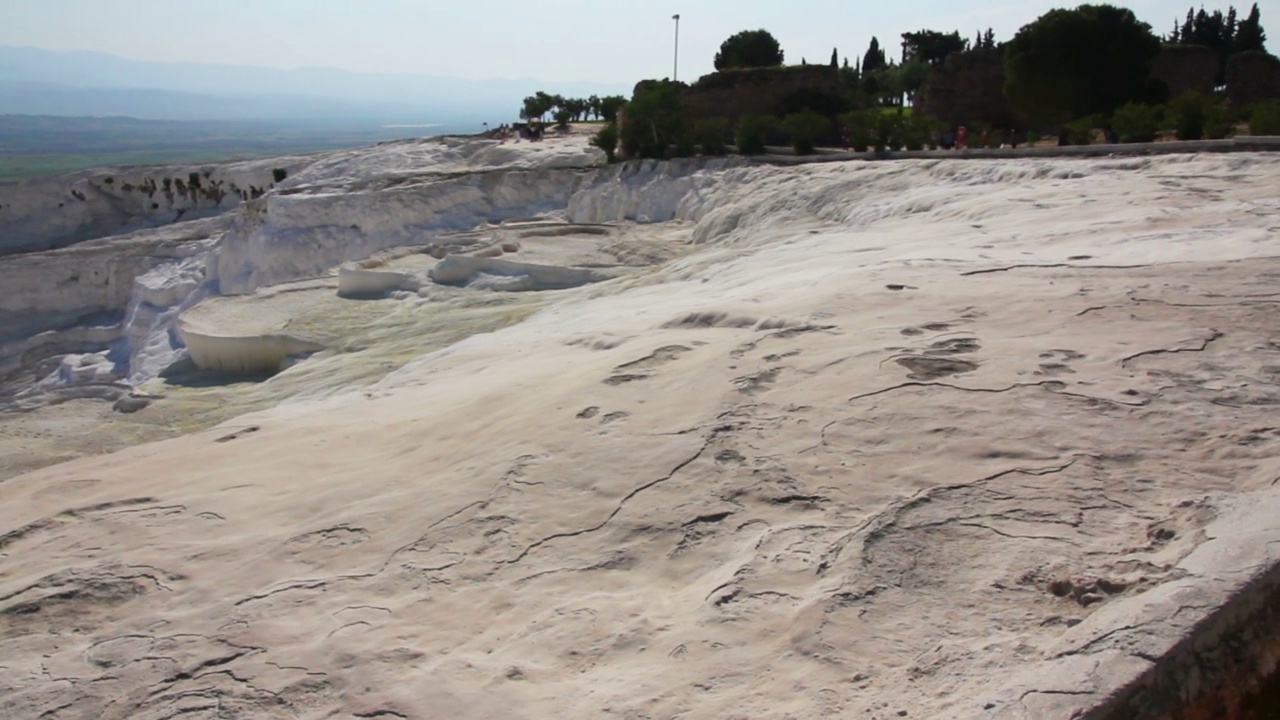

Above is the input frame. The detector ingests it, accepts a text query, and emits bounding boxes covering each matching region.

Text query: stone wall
[1153,44,1219,98]
[1227,51,1280,107]
[639,66,842,125]
[915,49,1021,128]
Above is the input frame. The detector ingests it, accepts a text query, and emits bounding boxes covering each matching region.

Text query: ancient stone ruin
[1227,51,1280,108]
[914,48,1022,128]
[1152,44,1220,98]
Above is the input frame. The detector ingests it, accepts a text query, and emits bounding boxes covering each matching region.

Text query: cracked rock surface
[3,151,1280,718]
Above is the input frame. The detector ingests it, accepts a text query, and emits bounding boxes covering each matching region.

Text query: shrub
[780,111,831,155]
[103,176,113,184]
[589,123,619,162]
[898,116,935,151]
[736,115,775,155]
[272,168,288,183]
[1067,116,1099,145]
[1111,102,1161,143]
[1249,101,1280,136]
[838,111,875,151]
[871,112,903,151]
[554,108,573,128]
[695,118,729,155]
[1170,92,1231,141]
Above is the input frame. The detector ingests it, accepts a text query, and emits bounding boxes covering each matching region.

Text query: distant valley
[0,115,462,182]
[0,46,628,180]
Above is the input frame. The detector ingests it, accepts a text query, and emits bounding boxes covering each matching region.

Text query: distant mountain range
[0,46,630,123]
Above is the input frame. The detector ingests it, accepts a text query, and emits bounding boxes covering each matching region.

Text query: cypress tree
[1235,3,1268,52]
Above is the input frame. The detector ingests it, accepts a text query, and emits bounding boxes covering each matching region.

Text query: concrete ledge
[756,136,1280,166]
[964,486,1280,719]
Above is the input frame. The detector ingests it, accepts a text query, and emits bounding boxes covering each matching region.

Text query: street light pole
[672,14,681,81]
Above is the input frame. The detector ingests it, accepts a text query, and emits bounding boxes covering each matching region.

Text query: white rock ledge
[177,320,325,375]
[336,266,414,298]
[427,255,615,291]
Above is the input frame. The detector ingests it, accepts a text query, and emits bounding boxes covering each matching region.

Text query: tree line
[518,92,627,126]
[580,2,1274,160]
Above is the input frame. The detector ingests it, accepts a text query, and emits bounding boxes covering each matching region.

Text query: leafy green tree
[1004,5,1162,123]
[619,81,688,159]
[830,48,839,69]
[590,123,619,162]
[588,94,602,120]
[554,108,573,128]
[520,91,556,120]
[780,111,832,154]
[599,95,627,122]
[735,115,776,154]
[901,30,969,67]
[714,29,785,70]
[865,63,905,107]
[897,60,931,104]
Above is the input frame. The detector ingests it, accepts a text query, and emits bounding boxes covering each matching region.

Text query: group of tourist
[937,126,1026,150]
[482,120,546,143]
[834,123,1126,151]
[837,125,1028,152]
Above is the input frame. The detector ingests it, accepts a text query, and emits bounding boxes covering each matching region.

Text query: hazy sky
[4,0,1275,85]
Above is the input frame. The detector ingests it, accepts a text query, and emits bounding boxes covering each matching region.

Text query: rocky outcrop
[214,167,592,295]
[0,158,309,257]
[1226,51,1280,107]
[0,217,225,386]
[1152,44,1220,98]
[915,49,1022,129]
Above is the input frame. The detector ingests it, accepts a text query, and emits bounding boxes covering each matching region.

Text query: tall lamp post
[672,14,681,81]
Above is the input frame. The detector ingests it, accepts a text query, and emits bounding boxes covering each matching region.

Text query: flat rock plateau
[1,130,1279,719]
